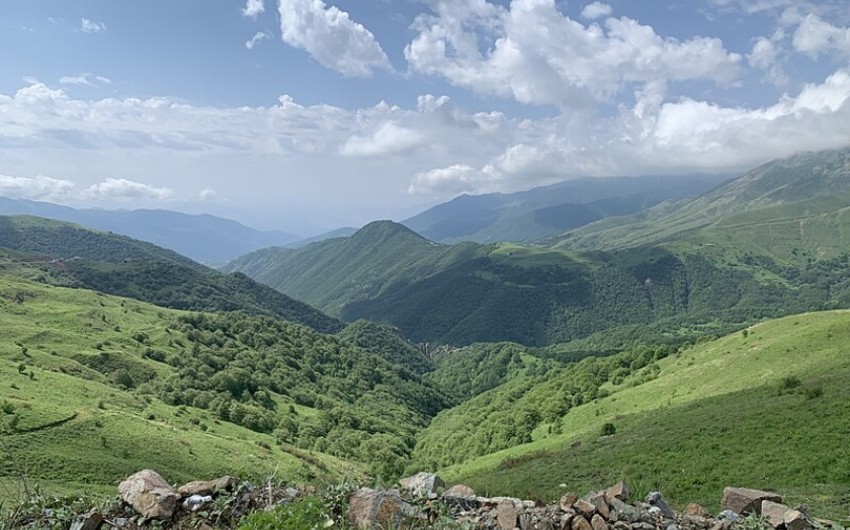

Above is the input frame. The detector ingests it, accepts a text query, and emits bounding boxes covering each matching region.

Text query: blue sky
[1,0,849,234]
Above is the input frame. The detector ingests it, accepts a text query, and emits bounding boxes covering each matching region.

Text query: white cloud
[581,2,612,20]
[80,18,107,34]
[748,36,788,87]
[243,0,265,19]
[340,122,423,157]
[278,0,391,77]
[84,178,173,200]
[408,164,490,195]
[0,175,76,201]
[405,0,743,108]
[793,14,850,58]
[59,73,112,87]
[245,31,271,50]
[198,187,218,201]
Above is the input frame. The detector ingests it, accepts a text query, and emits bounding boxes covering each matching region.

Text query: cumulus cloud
[581,2,612,20]
[340,122,424,157]
[0,175,76,201]
[198,187,218,200]
[243,0,265,18]
[748,36,788,86]
[405,0,743,108]
[84,178,173,200]
[793,14,850,58]
[245,31,271,50]
[408,164,491,195]
[80,18,107,33]
[278,0,391,77]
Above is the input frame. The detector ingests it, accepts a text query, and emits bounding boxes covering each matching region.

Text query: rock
[182,494,213,512]
[762,500,790,528]
[606,482,631,502]
[496,500,521,530]
[574,515,594,530]
[561,493,579,512]
[348,488,413,529]
[519,513,533,530]
[685,503,710,518]
[444,484,476,498]
[666,525,680,530]
[613,522,631,530]
[645,492,675,519]
[575,499,598,518]
[538,517,556,530]
[398,472,444,496]
[118,469,179,520]
[70,510,103,530]
[586,492,611,519]
[212,475,238,493]
[592,513,609,530]
[718,511,742,523]
[785,509,814,530]
[609,498,641,523]
[178,480,214,497]
[721,488,782,516]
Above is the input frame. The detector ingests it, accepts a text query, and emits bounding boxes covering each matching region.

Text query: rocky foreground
[5,470,843,530]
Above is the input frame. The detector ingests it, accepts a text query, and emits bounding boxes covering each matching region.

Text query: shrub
[601,422,617,436]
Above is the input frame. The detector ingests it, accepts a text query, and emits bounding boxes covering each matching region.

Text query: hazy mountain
[0,196,300,264]
[402,174,729,244]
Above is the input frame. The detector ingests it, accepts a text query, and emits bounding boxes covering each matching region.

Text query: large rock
[560,492,579,512]
[118,469,179,520]
[721,488,782,516]
[761,500,790,528]
[605,482,630,502]
[496,500,521,530]
[349,488,414,529]
[70,511,103,530]
[574,499,597,519]
[398,472,445,496]
[178,480,214,497]
[609,497,640,523]
[585,492,610,519]
[785,509,814,530]
[646,492,675,519]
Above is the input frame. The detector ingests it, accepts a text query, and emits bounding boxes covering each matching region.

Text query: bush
[237,496,333,530]
[601,422,617,436]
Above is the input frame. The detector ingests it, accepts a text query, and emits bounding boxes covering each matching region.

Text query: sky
[1,0,850,234]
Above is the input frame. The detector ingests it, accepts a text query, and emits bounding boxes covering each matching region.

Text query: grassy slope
[440,311,850,518]
[0,275,361,502]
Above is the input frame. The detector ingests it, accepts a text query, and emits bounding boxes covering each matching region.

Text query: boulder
[398,472,445,496]
[444,484,476,498]
[118,469,179,520]
[560,493,579,512]
[178,480,214,497]
[606,482,631,502]
[762,500,790,528]
[586,492,610,519]
[496,500,521,530]
[721,488,782,516]
[609,497,641,523]
[645,492,675,519]
[212,475,238,493]
[69,511,103,530]
[574,499,598,518]
[785,509,814,530]
[349,488,414,529]
[573,515,594,530]
[591,513,609,530]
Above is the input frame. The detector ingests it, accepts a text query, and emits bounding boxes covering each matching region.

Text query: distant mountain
[286,227,358,248]
[558,147,850,251]
[0,197,299,264]
[0,215,343,333]
[402,174,729,244]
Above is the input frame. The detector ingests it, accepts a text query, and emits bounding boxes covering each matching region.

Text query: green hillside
[0,215,343,333]
[0,273,451,500]
[424,311,850,518]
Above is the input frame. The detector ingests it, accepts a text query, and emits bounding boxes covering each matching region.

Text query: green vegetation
[438,311,850,518]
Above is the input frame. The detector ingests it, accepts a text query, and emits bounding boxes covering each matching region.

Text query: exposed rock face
[721,488,782,516]
[118,469,179,520]
[399,472,445,496]
[349,488,415,529]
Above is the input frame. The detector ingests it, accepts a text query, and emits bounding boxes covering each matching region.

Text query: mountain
[558,148,850,252]
[225,219,850,346]
[0,215,343,333]
[0,197,299,264]
[402,174,729,244]
[286,226,358,248]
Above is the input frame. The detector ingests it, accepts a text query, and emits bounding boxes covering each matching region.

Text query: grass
[444,311,850,519]
[0,275,362,504]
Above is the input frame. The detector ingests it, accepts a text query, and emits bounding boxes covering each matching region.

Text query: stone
[444,484,476,498]
[178,480,214,497]
[606,482,631,502]
[560,493,579,512]
[586,492,611,519]
[685,503,710,518]
[785,509,813,530]
[519,513,533,530]
[592,513,609,530]
[613,522,631,530]
[118,469,179,520]
[574,499,598,519]
[398,472,444,496]
[666,525,680,530]
[718,511,741,523]
[538,517,555,530]
[609,498,640,523]
[645,492,675,519]
[762,500,791,528]
[721,488,782,516]
[212,475,238,493]
[70,510,103,530]
[496,500,521,530]
[348,488,412,529]
[561,511,576,529]
[573,515,594,530]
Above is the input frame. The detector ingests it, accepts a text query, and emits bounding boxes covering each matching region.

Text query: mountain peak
[353,220,429,243]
